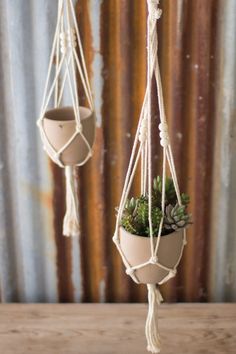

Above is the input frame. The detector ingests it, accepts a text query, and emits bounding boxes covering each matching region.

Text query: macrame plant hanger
[37,0,95,237]
[113,1,187,353]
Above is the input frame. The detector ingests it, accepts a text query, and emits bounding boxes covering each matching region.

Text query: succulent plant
[121,195,163,237]
[121,176,191,237]
[164,204,190,232]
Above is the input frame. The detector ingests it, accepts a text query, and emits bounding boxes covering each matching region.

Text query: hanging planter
[37,0,95,236]
[120,228,184,284]
[43,106,95,166]
[119,176,191,285]
[113,1,191,353]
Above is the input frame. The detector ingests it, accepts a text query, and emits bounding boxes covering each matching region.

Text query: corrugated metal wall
[0,0,235,303]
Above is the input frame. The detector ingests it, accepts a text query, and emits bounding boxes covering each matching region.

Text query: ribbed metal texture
[0,0,235,303]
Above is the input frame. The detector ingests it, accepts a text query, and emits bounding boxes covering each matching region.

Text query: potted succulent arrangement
[119,176,191,284]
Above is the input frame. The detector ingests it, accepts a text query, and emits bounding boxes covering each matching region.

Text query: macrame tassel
[145,284,163,353]
[63,166,80,237]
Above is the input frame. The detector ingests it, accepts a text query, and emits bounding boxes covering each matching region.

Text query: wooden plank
[0,304,235,354]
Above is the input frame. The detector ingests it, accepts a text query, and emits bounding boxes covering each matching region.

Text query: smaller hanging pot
[43,106,95,166]
[119,226,184,284]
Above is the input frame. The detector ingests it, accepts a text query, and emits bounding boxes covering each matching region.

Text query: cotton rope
[113,0,187,352]
[37,0,94,237]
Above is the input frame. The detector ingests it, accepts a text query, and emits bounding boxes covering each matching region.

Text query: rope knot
[126,267,135,276]
[149,255,158,264]
[158,122,169,147]
[53,152,64,167]
[139,118,148,143]
[37,119,43,128]
[169,269,177,278]
[75,123,83,134]
[147,0,162,21]
[54,151,61,160]
[60,32,67,54]
[60,28,77,53]
[112,235,119,244]
[67,28,77,48]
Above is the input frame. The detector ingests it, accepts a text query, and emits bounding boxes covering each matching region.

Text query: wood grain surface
[0,304,235,354]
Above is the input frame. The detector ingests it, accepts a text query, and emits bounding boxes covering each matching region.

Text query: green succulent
[121,176,191,237]
[164,204,190,233]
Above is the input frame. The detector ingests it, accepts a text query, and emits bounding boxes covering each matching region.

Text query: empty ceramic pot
[119,226,184,284]
[43,106,95,166]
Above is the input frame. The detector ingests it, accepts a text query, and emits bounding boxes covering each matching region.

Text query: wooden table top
[0,303,235,354]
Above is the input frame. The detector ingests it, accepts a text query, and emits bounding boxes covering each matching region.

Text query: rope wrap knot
[147,0,162,21]
[60,28,77,53]
[158,122,169,147]
[169,269,177,278]
[112,234,119,244]
[126,267,135,276]
[53,152,64,167]
[76,123,83,134]
[139,118,148,143]
[149,255,158,264]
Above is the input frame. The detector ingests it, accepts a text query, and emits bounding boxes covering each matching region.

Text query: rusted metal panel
[158,0,218,302]
[209,0,236,302]
[0,0,235,303]
[0,0,59,303]
[74,0,223,303]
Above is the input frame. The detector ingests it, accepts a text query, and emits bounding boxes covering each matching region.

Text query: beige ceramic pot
[43,106,95,166]
[119,226,184,284]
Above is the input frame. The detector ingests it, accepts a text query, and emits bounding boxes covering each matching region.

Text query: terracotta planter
[119,226,184,284]
[43,106,95,166]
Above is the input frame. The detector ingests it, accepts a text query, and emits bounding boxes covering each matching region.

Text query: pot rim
[43,106,94,123]
[119,225,184,240]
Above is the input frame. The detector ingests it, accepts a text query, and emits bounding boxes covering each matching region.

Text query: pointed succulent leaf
[153,177,158,191]
[181,193,190,205]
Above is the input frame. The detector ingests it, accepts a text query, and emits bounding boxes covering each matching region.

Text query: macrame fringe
[145,284,163,353]
[63,166,80,237]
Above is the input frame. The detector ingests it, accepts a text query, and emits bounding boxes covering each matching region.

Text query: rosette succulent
[121,176,191,237]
